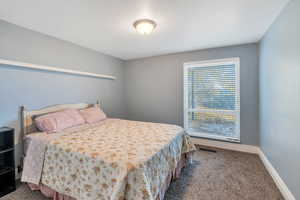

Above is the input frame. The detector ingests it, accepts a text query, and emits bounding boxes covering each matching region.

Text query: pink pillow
[35,109,85,133]
[80,107,106,124]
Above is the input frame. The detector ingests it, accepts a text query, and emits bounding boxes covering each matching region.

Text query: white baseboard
[257,150,296,200]
[192,137,295,200]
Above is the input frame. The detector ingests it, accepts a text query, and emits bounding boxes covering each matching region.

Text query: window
[184,58,240,142]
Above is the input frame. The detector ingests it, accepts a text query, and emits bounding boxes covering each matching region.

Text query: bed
[20,102,195,200]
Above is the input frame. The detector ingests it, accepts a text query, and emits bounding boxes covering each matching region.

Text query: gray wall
[259,0,300,198]
[125,44,259,145]
[0,20,126,174]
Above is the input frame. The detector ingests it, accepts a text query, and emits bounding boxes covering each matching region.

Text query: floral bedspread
[26,119,195,200]
[22,132,51,184]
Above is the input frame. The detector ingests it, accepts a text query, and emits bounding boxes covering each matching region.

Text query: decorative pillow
[79,107,107,124]
[35,109,85,133]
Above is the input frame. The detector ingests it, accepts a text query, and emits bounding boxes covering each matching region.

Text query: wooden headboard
[20,102,100,137]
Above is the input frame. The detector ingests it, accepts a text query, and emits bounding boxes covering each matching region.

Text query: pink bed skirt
[28,153,192,200]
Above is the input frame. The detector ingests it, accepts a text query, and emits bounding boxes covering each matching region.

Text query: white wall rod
[0,58,116,80]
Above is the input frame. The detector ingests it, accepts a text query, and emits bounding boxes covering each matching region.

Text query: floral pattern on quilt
[22,132,51,184]
[41,119,195,200]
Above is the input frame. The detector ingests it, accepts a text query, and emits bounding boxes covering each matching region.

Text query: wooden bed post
[19,105,26,170]
[96,100,101,107]
[20,105,25,139]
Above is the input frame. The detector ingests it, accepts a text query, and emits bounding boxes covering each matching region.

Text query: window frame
[183,57,240,142]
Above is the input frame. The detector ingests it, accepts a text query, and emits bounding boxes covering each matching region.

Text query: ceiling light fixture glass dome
[133,19,157,35]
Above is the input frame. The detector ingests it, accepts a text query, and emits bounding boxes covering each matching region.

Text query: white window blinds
[184,58,240,142]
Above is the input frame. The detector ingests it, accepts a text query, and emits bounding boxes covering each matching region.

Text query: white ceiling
[0,0,289,60]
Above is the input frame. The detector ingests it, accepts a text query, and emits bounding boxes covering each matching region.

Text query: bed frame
[20,101,100,137]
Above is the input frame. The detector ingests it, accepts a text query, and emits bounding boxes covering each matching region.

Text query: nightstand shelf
[0,167,14,176]
[0,127,16,197]
[0,148,14,154]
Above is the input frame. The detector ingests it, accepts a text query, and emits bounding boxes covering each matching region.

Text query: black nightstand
[0,127,16,197]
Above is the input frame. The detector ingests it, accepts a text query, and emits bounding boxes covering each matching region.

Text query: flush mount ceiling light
[133,19,157,35]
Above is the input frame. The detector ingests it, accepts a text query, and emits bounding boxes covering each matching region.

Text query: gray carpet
[1,147,283,200]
